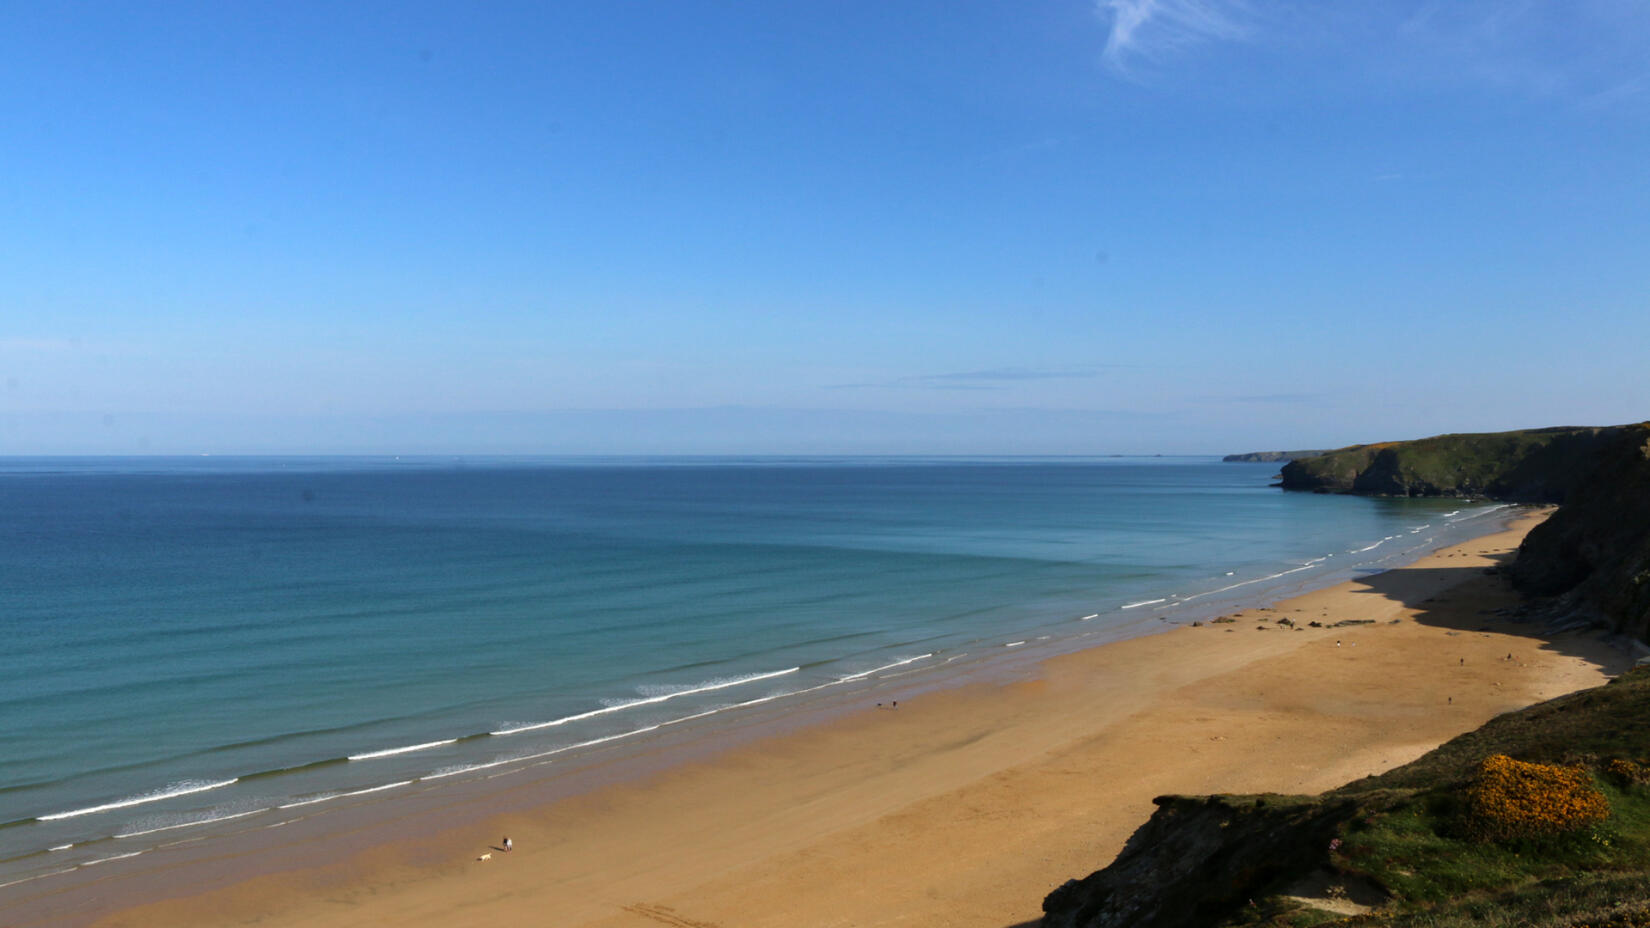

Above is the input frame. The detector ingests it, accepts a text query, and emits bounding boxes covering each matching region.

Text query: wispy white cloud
[1096,0,1254,73]
[1091,1,1650,107]
[1393,0,1650,106]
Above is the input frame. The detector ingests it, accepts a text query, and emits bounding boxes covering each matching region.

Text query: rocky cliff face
[1273,422,1650,644]
[1508,424,1650,643]
[1041,794,1360,928]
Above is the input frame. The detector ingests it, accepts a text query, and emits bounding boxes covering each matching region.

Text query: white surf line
[637,666,891,734]
[337,780,413,798]
[114,807,272,839]
[276,793,340,810]
[422,759,515,780]
[422,656,959,788]
[0,867,77,890]
[1004,641,1026,648]
[497,725,668,769]
[37,779,239,821]
[836,653,933,682]
[49,844,73,851]
[1080,613,1100,620]
[491,667,800,736]
[1177,564,1316,603]
[428,718,699,782]
[348,739,458,761]
[80,851,143,867]
[1120,598,1167,610]
[663,689,813,728]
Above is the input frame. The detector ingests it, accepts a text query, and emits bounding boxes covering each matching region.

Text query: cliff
[1508,425,1650,644]
[1276,426,1631,499]
[1042,667,1650,928]
[1043,423,1650,927]
[1273,423,1650,643]
[1041,793,1360,928]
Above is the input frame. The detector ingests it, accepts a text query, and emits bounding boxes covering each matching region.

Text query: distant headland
[1220,450,1330,463]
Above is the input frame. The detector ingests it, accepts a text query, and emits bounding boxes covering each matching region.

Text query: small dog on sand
[477,853,492,861]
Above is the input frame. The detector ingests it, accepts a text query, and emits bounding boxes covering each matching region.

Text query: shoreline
[0,493,1515,887]
[6,507,1635,927]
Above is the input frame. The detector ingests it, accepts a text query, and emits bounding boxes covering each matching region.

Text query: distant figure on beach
[503,836,513,853]
[1459,658,1464,666]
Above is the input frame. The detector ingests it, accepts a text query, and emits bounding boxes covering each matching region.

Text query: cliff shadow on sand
[1342,558,1633,672]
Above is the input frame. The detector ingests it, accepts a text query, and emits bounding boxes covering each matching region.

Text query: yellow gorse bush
[1606,758,1648,787]
[1464,754,1610,841]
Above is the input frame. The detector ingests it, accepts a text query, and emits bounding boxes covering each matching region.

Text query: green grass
[1222,777,1650,926]
[1278,424,1634,499]
[1335,779,1649,905]
[1211,670,1650,928]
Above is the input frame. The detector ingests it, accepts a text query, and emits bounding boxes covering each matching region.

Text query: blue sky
[3,0,1647,454]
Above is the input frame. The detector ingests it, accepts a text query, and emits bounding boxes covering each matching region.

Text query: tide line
[114,806,271,839]
[349,739,457,761]
[37,779,239,822]
[836,653,933,682]
[80,851,143,867]
[338,780,413,798]
[491,667,799,736]
[1178,564,1315,603]
[0,867,77,890]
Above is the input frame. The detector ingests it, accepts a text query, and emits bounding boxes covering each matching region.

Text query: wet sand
[12,509,1633,928]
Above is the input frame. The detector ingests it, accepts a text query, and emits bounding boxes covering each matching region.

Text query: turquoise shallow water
[0,456,1514,888]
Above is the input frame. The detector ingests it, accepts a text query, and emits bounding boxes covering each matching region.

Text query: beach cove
[6,508,1631,928]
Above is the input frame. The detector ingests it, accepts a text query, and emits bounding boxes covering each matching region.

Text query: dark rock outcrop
[1508,424,1650,643]
[1041,794,1362,928]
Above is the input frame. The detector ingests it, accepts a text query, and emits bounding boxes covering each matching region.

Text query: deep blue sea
[0,456,1515,889]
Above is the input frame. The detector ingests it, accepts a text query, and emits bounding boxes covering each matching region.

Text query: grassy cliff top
[1277,424,1647,499]
[1044,668,1650,928]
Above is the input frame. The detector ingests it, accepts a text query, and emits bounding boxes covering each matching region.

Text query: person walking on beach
[503,836,513,853]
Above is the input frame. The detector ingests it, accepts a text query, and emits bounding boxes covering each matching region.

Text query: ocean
[0,455,1516,890]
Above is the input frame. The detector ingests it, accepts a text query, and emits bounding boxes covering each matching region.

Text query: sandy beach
[11,508,1633,928]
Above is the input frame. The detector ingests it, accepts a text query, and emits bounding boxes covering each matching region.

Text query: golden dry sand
[20,510,1631,928]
